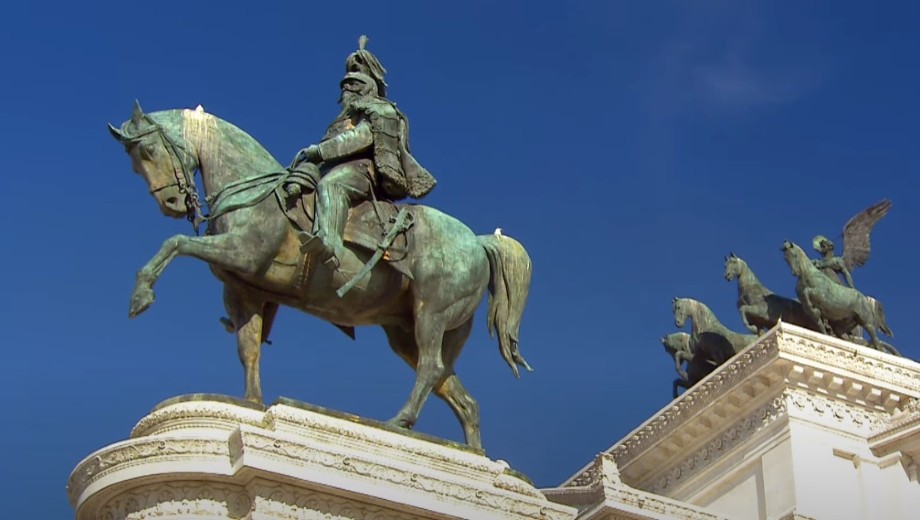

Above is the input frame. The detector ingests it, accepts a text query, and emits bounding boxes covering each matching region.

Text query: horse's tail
[870,297,894,337]
[478,232,533,378]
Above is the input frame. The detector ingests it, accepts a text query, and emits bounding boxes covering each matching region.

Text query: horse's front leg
[674,351,690,380]
[130,232,275,318]
[739,306,758,334]
[801,289,827,334]
[224,284,266,403]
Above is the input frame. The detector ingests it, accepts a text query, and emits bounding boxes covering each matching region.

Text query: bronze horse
[782,240,897,356]
[108,102,534,450]
[671,297,757,393]
[723,253,819,334]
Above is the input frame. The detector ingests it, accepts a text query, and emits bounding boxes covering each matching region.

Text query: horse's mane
[683,298,713,320]
[786,242,819,277]
[129,108,284,175]
[681,298,730,334]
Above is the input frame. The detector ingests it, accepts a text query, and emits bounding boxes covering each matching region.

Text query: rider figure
[811,235,855,288]
[291,36,436,270]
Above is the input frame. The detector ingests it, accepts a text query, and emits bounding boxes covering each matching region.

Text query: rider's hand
[303,144,322,163]
[291,145,322,168]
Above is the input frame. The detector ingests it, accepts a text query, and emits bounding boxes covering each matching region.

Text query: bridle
[125,114,206,234]
[119,111,323,239]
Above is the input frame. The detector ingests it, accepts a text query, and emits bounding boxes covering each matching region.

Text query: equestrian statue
[107,37,534,451]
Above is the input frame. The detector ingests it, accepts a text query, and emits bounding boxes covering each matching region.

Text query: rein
[131,115,317,235]
[127,114,205,233]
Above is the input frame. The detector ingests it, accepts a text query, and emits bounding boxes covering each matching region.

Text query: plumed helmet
[344,35,388,98]
[340,71,378,98]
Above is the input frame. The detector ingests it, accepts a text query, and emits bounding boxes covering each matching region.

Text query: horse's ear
[730,252,737,258]
[131,99,145,127]
[672,297,678,303]
[107,123,124,143]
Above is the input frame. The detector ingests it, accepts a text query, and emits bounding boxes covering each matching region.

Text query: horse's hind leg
[223,285,265,403]
[387,311,448,431]
[383,319,480,448]
[857,308,883,352]
[801,289,828,334]
[434,318,481,449]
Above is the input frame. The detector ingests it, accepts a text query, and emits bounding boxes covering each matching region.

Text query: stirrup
[299,232,341,271]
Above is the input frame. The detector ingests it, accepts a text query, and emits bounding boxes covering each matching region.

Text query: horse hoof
[386,416,414,430]
[128,287,155,318]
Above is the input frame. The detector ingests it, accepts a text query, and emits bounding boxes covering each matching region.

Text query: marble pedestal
[551,323,920,520]
[67,396,576,520]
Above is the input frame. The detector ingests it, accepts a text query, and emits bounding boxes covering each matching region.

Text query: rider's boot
[301,178,354,272]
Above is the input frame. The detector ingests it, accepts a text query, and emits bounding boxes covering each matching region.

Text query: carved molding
[868,398,920,459]
[131,400,267,437]
[89,481,250,520]
[250,481,422,520]
[544,454,731,520]
[83,480,429,520]
[570,334,781,485]
[68,438,227,505]
[786,387,888,436]
[648,396,787,494]
[240,430,556,518]
[565,325,920,490]
[778,328,920,393]
[70,399,576,520]
[265,404,492,472]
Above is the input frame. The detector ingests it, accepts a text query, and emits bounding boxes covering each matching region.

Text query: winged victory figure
[812,199,892,288]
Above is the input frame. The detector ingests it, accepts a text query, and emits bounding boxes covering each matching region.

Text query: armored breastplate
[322,113,362,141]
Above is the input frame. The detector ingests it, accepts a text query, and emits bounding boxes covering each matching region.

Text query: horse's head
[673,297,690,328]
[661,332,689,356]
[724,252,744,281]
[781,240,806,277]
[108,101,199,219]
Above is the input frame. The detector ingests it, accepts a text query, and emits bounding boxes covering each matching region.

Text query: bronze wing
[841,199,892,271]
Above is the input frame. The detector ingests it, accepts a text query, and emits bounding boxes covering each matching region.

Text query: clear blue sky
[2,1,918,517]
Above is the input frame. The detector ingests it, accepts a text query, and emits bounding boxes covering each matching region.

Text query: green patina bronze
[781,240,899,356]
[659,331,718,398]
[291,36,436,273]
[670,297,757,396]
[811,199,892,289]
[809,200,895,345]
[723,253,820,334]
[106,41,534,451]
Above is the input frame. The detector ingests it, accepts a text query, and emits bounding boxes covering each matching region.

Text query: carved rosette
[68,396,576,520]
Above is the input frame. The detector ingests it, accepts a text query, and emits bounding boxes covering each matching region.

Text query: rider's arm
[842,267,855,288]
[316,121,374,162]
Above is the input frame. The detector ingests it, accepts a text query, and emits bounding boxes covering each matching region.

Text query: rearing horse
[781,240,896,355]
[672,297,757,376]
[108,102,534,450]
[723,253,819,334]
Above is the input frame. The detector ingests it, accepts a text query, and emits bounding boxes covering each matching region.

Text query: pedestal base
[68,395,575,520]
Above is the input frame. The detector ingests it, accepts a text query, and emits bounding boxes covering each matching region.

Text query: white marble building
[68,323,920,519]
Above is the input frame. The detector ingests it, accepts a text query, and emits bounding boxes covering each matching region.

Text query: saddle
[342,200,415,280]
[283,186,415,296]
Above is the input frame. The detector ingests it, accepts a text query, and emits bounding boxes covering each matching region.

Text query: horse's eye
[145,143,156,156]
